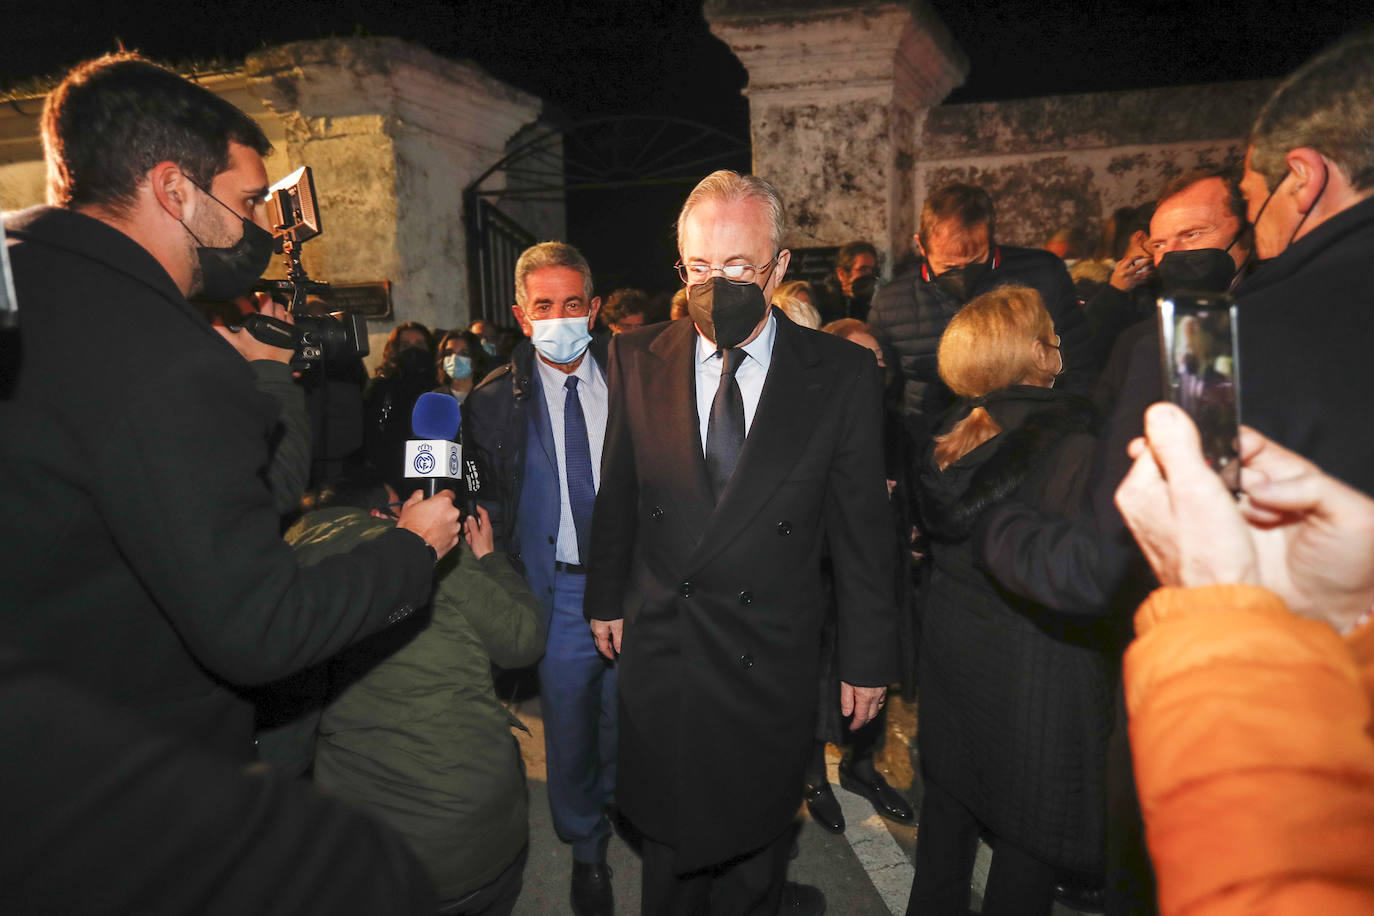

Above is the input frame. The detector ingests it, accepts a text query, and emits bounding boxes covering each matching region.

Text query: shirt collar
[695,310,777,370]
[535,342,601,391]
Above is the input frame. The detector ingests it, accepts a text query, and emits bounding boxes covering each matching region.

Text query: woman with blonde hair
[772,289,821,330]
[907,285,1114,915]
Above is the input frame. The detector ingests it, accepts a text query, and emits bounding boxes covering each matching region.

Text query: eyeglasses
[676,254,781,286]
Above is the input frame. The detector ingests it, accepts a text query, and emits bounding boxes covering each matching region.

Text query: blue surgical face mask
[442,353,473,380]
[481,339,499,357]
[528,316,592,365]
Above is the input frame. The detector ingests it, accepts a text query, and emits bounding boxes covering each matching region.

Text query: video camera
[242,166,368,366]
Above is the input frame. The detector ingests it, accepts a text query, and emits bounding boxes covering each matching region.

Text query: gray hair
[514,241,594,308]
[676,170,786,256]
[1249,28,1374,192]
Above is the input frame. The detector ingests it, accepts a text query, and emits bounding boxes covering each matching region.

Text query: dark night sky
[7,1,1369,112]
[4,1,1371,298]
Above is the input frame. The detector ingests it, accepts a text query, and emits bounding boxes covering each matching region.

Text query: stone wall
[707,1,1278,273]
[707,1,967,270]
[913,79,1277,251]
[243,39,553,367]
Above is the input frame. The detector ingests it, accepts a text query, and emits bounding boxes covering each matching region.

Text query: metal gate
[466,198,537,330]
[464,116,749,326]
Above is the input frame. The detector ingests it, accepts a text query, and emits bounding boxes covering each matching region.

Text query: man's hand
[463,505,494,559]
[841,682,887,731]
[590,619,623,661]
[1109,255,1153,292]
[396,489,462,562]
[1116,402,1374,632]
[1236,426,1374,632]
[214,293,295,364]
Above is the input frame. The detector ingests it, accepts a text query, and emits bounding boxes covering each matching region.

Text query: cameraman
[0,53,460,761]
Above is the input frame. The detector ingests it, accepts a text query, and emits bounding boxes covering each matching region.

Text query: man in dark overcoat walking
[585,170,899,916]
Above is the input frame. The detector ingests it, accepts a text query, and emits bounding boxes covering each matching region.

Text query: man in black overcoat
[584,170,899,916]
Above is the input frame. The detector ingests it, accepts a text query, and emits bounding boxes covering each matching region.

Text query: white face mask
[528,315,592,365]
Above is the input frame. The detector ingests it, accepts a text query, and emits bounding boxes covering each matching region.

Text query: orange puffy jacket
[1124,585,1374,915]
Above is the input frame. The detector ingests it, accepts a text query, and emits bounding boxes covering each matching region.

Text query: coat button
[740,654,754,669]
[680,581,693,598]
[650,506,664,520]
[777,521,792,536]
[738,590,753,606]
[548,535,555,544]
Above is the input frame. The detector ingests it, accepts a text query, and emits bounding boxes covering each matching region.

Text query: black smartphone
[1157,292,1241,492]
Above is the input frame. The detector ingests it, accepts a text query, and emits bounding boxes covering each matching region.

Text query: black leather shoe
[1054,877,1106,913]
[838,762,914,824]
[571,860,613,916]
[780,881,826,915]
[802,780,845,834]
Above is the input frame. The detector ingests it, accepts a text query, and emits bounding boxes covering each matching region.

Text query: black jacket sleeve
[0,646,436,916]
[585,335,640,622]
[825,352,901,686]
[96,349,435,686]
[252,359,312,518]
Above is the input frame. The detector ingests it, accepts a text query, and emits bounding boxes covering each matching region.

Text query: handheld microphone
[462,453,482,517]
[406,392,462,498]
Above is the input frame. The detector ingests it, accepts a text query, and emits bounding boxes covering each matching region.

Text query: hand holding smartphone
[1157,292,1241,492]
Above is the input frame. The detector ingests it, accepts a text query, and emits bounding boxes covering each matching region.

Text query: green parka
[289,508,545,901]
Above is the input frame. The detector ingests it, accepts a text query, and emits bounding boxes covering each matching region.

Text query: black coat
[917,387,1114,872]
[0,646,435,914]
[866,246,1095,446]
[0,207,434,760]
[584,312,899,872]
[1234,194,1374,496]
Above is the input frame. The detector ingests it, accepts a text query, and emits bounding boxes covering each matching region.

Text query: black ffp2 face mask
[181,184,276,301]
[932,259,990,302]
[688,278,770,349]
[1155,247,1238,294]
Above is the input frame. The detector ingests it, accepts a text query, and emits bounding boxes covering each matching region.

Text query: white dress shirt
[535,350,607,565]
[695,312,777,456]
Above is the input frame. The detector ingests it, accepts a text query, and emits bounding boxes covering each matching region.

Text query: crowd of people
[2,23,1374,916]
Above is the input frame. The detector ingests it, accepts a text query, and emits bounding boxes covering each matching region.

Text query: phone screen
[1157,292,1241,492]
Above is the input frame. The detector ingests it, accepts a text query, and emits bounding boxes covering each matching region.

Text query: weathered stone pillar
[705,1,966,272]
[243,38,548,358]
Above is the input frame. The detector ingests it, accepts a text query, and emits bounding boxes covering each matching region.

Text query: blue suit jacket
[516,368,562,620]
[463,336,613,622]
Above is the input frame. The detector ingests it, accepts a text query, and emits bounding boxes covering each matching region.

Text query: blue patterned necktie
[564,375,595,562]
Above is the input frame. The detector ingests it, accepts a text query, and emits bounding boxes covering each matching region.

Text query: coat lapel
[647,320,714,545]
[526,366,558,473]
[687,313,822,572]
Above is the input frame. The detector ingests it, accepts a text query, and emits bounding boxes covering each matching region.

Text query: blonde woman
[907,285,1113,916]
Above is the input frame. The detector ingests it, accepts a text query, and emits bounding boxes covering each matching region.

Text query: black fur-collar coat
[914,385,1115,873]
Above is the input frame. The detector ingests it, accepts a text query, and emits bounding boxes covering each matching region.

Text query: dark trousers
[1104,681,1157,916]
[435,843,528,916]
[906,776,1055,916]
[540,570,618,863]
[640,828,792,916]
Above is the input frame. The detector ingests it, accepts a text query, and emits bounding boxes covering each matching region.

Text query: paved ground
[506,693,1094,916]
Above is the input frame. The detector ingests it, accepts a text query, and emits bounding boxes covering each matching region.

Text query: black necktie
[705,348,747,501]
